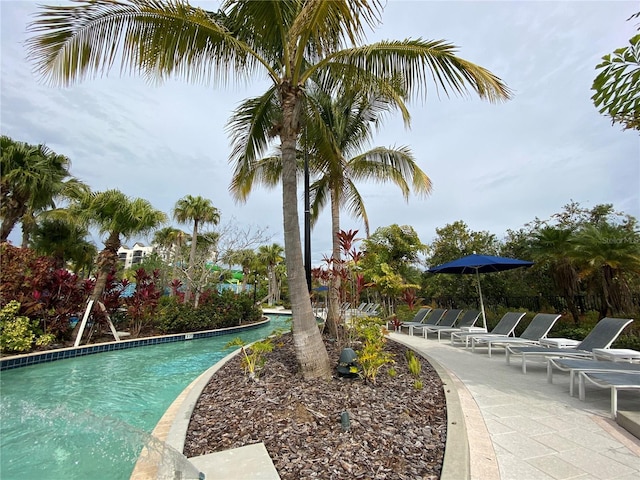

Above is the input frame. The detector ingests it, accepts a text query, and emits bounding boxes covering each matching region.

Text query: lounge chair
[547,357,640,396]
[416,309,463,338]
[401,308,447,335]
[450,312,526,348]
[470,313,561,357]
[505,317,634,374]
[394,308,432,329]
[578,370,640,418]
[424,309,481,342]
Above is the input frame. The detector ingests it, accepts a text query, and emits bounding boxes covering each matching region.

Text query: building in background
[117,242,154,269]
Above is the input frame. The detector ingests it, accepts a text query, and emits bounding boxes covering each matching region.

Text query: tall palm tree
[257,243,285,306]
[69,189,167,306]
[173,195,220,303]
[27,0,510,378]
[0,136,88,243]
[153,226,189,294]
[231,86,432,334]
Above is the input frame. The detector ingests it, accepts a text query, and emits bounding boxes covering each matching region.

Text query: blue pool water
[0,315,290,480]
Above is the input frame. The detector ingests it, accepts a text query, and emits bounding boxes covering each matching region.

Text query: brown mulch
[184,334,447,479]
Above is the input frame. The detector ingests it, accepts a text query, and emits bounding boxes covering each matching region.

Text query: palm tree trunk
[72,231,120,341]
[184,222,198,303]
[1,204,25,242]
[280,89,331,380]
[326,188,341,339]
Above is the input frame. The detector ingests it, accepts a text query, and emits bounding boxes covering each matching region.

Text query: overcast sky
[2,0,638,266]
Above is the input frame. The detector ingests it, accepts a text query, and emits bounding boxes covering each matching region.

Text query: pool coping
[147,335,472,480]
[0,318,270,371]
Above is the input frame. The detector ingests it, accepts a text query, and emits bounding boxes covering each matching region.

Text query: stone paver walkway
[390,332,640,480]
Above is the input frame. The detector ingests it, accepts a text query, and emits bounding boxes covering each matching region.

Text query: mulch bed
[184,333,447,479]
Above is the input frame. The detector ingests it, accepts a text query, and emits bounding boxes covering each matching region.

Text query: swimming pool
[0,314,291,480]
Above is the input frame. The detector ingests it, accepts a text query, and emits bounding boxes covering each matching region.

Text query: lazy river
[0,314,290,480]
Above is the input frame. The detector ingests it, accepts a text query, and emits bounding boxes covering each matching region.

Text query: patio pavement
[389,331,640,480]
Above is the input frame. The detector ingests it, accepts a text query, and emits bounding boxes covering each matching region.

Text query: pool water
[0,315,290,480]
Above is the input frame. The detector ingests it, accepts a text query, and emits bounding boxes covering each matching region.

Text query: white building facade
[117,242,154,269]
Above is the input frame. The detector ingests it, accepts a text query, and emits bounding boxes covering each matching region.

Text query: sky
[1,0,639,266]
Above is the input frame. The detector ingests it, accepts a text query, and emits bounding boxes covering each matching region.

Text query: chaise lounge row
[396,309,639,418]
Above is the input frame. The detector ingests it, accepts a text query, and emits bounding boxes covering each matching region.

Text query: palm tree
[257,243,285,306]
[173,195,220,303]
[570,223,640,317]
[153,225,189,287]
[27,0,511,379]
[68,189,167,307]
[223,248,258,292]
[30,217,93,270]
[231,86,432,335]
[0,136,88,243]
[530,227,582,323]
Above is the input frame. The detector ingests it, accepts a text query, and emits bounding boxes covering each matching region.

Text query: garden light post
[304,128,312,293]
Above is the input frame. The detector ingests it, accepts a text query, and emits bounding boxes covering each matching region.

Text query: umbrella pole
[476,270,487,330]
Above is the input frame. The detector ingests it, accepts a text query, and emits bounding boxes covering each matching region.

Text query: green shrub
[405,350,421,377]
[225,337,274,381]
[354,317,395,385]
[1,301,35,353]
[156,291,263,334]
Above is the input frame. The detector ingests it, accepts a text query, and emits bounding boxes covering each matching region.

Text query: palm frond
[26,0,272,86]
[320,39,512,103]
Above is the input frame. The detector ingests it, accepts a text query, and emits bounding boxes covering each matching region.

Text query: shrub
[225,337,275,381]
[157,290,263,334]
[0,243,90,341]
[354,316,395,385]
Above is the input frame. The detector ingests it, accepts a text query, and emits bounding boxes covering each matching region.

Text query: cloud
[1,0,638,264]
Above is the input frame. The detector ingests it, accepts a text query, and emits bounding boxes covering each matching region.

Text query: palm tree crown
[26,0,511,378]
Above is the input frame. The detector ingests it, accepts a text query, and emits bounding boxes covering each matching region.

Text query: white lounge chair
[415,309,463,338]
[450,312,526,348]
[470,313,561,357]
[505,317,634,374]
[400,308,446,335]
[547,357,640,396]
[578,370,640,418]
[392,307,431,330]
[423,309,481,341]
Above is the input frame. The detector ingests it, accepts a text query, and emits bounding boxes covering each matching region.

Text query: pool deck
[391,332,640,480]
[143,321,640,480]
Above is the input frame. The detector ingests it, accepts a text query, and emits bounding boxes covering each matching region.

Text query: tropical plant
[0,301,37,353]
[60,189,167,341]
[591,12,640,131]
[529,227,582,323]
[0,136,88,243]
[571,223,640,317]
[153,226,189,287]
[29,217,93,270]
[354,316,394,385]
[26,0,510,379]
[173,195,220,304]
[0,243,92,340]
[230,85,432,338]
[225,337,275,381]
[222,248,258,292]
[257,243,285,306]
[122,268,163,336]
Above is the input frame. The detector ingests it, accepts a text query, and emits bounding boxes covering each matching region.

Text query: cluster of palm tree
[527,210,640,321]
[25,0,511,378]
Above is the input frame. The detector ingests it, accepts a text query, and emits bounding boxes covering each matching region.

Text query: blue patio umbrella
[428,254,534,329]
